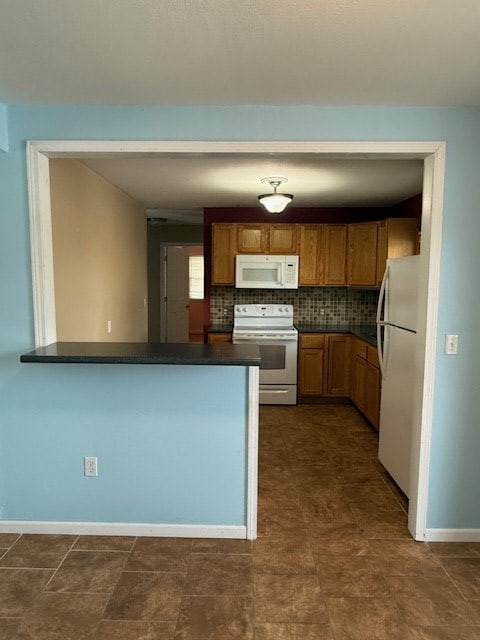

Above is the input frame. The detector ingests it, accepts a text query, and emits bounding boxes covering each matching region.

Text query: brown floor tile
[191,539,252,554]
[368,540,445,576]
[45,549,129,593]
[104,572,184,621]
[350,502,410,538]
[308,523,370,556]
[439,557,480,599]
[315,555,390,597]
[385,574,480,626]
[258,506,308,538]
[254,573,327,623]
[301,497,356,526]
[253,537,316,574]
[0,618,22,639]
[428,542,480,558]
[408,626,480,640]
[175,595,253,640]
[327,596,414,640]
[126,538,192,572]
[16,592,108,640]
[184,554,252,596]
[73,535,136,552]
[93,620,176,639]
[342,482,403,509]
[255,622,334,639]
[0,534,20,548]
[0,568,53,616]
[0,534,76,568]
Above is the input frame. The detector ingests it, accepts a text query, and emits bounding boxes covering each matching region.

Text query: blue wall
[0,104,7,151]
[1,362,248,523]
[1,105,480,529]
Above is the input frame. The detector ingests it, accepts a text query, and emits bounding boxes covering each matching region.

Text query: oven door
[232,334,297,385]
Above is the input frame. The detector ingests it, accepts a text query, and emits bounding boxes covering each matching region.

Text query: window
[189,255,204,299]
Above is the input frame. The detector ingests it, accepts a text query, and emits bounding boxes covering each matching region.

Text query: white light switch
[445,334,459,355]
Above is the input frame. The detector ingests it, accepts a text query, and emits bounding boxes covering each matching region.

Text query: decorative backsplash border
[210,287,379,325]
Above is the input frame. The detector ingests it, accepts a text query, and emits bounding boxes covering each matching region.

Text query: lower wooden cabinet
[299,332,381,429]
[298,334,325,395]
[207,332,232,344]
[325,334,350,396]
[350,337,381,429]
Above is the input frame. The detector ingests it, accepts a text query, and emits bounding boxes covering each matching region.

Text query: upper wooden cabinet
[324,224,347,285]
[212,218,417,288]
[298,225,324,285]
[212,223,237,285]
[376,218,418,286]
[236,223,297,254]
[347,222,378,286]
[268,224,298,254]
[237,224,267,253]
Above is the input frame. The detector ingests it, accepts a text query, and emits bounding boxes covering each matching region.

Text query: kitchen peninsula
[6,342,261,539]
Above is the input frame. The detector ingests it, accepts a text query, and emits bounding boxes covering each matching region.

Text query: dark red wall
[202,199,422,336]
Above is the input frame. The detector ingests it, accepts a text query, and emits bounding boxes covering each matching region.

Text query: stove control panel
[234,304,293,318]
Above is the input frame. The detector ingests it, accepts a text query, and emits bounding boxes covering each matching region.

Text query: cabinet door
[268,224,298,254]
[376,218,418,286]
[325,334,350,396]
[351,355,366,411]
[364,362,381,429]
[347,223,378,286]
[207,332,232,344]
[237,224,267,253]
[298,225,324,285]
[324,224,347,285]
[211,223,236,285]
[299,347,324,395]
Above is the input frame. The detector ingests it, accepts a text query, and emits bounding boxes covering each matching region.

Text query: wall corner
[0,104,9,152]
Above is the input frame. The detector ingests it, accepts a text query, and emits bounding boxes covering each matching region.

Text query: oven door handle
[233,335,297,342]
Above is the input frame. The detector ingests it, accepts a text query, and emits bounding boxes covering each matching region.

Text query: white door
[165,246,189,343]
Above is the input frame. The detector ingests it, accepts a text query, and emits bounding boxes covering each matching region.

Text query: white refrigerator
[376,255,420,497]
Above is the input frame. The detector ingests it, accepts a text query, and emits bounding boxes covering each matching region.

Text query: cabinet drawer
[366,345,379,367]
[352,338,367,360]
[300,334,325,349]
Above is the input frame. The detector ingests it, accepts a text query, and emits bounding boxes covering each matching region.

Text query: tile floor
[1,403,480,639]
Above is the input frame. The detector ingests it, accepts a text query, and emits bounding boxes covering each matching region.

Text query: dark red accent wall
[202,199,422,337]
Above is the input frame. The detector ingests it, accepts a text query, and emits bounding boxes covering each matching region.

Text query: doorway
[159,244,204,343]
[26,139,445,541]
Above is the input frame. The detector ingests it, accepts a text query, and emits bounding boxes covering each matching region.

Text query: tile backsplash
[210,287,379,325]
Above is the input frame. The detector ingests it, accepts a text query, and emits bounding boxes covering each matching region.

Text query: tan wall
[50,159,148,342]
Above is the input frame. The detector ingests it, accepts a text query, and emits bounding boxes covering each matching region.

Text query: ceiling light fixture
[257,177,294,214]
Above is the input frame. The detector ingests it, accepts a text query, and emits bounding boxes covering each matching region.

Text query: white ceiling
[82,155,424,222]
[1,0,479,105]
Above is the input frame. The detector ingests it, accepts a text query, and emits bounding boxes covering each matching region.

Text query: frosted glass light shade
[257,192,294,213]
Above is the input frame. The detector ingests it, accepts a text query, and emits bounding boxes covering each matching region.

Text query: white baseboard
[0,521,247,539]
[425,528,480,542]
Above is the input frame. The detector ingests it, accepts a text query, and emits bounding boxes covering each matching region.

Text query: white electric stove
[232,304,298,405]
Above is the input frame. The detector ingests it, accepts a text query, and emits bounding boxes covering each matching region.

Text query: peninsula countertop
[20,342,261,366]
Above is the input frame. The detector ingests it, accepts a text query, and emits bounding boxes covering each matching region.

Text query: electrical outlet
[107,320,112,334]
[445,334,459,355]
[84,456,98,477]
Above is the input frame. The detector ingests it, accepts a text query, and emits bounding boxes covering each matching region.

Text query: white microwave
[235,254,299,289]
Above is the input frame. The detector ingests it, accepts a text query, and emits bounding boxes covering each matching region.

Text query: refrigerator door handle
[376,265,389,379]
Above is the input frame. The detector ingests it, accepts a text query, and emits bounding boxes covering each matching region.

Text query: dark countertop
[208,323,378,346]
[296,324,378,347]
[20,342,261,366]
[208,324,233,333]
